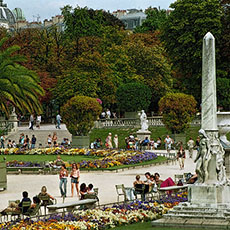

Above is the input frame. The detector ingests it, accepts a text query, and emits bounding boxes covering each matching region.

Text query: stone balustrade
[94,116,201,129]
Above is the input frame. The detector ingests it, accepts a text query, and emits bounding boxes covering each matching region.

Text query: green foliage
[217,78,230,110]
[116,83,152,112]
[61,96,102,136]
[158,93,197,133]
[124,38,173,107]
[0,37,44,115]
[161,0,222,101]
[62,6,124,42]
[134,7,168,33]
[53,71,98,106]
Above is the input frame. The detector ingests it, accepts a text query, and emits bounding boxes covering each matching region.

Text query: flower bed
[0,196,188,230]
[4,149,158,169]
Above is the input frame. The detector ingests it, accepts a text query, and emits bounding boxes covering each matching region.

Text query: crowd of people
[0,132,71,149]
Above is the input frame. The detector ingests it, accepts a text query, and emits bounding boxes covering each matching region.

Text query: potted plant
[158,93,197,145]
[116,83,152,118]
[61,95,102,148]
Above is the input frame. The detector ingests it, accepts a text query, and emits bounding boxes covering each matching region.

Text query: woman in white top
[70,163,80,197]
[47,134,52,147]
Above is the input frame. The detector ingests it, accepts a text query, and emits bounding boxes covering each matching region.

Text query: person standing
[56,114,61,129]
[47,134,52,147]
[52,132,58,147]
[164,135,173,153]
[59,164,68,198]
[187,137,195,158]
[70,163,80,197]
[114,134,119,149]
[105,133,113,149]
[106,109,111,119]
[0,135,5,148]
[31,135,36,149]
[24,135,30,149]
[36,115,41,129]
[29,114,34,130]
[177,144,186,170]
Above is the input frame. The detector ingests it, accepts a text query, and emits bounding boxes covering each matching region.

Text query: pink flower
[96,98,102,105]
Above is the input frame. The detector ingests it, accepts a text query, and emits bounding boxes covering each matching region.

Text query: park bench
[158,185,188,197]
[47,199,97,213]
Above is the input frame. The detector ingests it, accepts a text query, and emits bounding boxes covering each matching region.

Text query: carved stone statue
[194,129,209,184]
[139,110,149,131]
[195,129,228,185]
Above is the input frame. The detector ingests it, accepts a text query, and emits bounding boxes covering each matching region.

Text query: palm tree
[0,37,44,116]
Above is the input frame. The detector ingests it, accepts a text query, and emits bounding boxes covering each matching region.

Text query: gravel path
[0,150,196,212]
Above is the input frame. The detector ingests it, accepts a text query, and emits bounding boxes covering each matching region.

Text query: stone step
[6,125,72,148]
[168,209,219,216]
[152,218,230,229]
[165,213,226,219]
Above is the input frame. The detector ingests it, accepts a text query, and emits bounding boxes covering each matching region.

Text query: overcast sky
[7,0,175,21]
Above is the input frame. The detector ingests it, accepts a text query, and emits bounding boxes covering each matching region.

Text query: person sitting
[53,155,64,169]
[186,173,198,184]
[80,183,87,200]
[38,186,55,205]
[154,172,175,194]
[154,173,164,188]
[61,138,68,147]
[140,137,150,150]
[148,138,155,150]
[149,175,158,192]
[26,196,41,214]
[133,175,146,201]
[1,191,31,215]
[156,137,162,148]
[7,140,13,148]
[87,184,94,194]
[134,138,140,150]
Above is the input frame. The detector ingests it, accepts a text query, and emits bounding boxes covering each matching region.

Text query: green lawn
[0,154,99,163]
[113,221,205,230]
[90,126,200,149]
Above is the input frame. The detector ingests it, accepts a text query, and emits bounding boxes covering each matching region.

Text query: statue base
[152,184,230,228]
[136,130,151,142]
[188,184,230,205]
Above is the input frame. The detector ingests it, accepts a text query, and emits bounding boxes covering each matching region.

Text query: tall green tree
[62,6,124,56]
[124,37,173,109]
[0,38,44,115]
[134,7,168,33]
[161,0,222,102]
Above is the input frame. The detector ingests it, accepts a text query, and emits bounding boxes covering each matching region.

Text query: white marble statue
[139,110,149,131]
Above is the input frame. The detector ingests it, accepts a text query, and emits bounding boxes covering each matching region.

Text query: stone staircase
[152,202,230,228]
[6,124,72,147]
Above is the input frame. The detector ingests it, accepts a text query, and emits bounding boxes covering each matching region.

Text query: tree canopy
[161,0,222,102]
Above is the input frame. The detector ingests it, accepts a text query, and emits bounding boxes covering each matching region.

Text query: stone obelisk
[200,32,218,184]
[190,32,228,204]
[202,32,217,131]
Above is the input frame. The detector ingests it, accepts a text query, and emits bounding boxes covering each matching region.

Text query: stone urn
[217,112,230,147]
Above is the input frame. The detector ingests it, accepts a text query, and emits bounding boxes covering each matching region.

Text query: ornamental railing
[94,116,201,129]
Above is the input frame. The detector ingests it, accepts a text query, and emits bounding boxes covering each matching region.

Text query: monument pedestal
[136,130,151,142]
[188,185,230,205]
[152,184,230,228]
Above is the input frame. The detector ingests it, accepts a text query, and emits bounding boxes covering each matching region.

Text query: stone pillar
[201,32,217,131]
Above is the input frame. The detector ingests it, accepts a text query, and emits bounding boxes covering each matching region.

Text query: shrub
[116,83,152,112]
[61,96,102,136]
[158,93,197,133]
